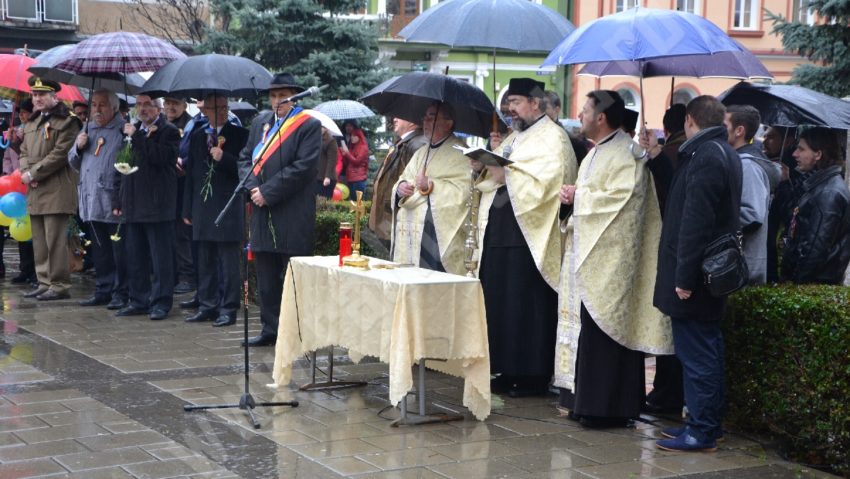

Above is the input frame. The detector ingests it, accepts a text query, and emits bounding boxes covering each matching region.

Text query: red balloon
[10,169,21,181]
[332,188,343,201]
[0,176,14,197]
[11,178,26,195]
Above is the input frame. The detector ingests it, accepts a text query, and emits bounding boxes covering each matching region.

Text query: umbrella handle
[492,111,498,133]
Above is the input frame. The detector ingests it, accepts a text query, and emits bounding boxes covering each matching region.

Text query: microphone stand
[183,88,299,429]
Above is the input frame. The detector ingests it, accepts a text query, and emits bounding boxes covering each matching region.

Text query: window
[676,0,700,14]
[791,0,815,25]
[733,0,760,30]
[5,0,39,20]
[615,0,641,13]
[617,88,639,109]
[672,87,697,106]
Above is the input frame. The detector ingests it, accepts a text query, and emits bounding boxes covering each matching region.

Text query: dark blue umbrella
[718,82,850,130]
[577,47,771,81]
[543,7,743,66]
[398,0,575,53]
[140,53,272,100]
[361,72,502,138]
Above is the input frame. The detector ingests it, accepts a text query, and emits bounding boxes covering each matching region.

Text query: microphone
[276,85,327,105]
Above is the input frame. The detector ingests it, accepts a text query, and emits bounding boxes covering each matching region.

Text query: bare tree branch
[125,0,209,49]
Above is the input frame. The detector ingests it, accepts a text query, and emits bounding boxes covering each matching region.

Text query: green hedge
[313,199,388,260]
[723,285,850,476]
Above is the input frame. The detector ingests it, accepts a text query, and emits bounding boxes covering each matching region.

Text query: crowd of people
[368,77,850,453]
[2,70,849,453]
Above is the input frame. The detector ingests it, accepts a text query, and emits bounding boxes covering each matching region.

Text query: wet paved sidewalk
[0,257,838,478]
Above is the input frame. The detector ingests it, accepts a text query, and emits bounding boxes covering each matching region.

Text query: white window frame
[733,0,760,30]
[42,0,77,24]
[792,0,816,25]
[4,0,40,21]
[676,0,701,15]
[616,0,641,13]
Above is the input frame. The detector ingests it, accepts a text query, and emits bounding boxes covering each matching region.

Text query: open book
[452,145,513,167]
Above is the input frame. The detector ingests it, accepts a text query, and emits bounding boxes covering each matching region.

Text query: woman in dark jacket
[781,127,850,284]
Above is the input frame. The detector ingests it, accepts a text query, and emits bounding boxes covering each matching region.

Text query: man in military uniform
[19,77,81,300]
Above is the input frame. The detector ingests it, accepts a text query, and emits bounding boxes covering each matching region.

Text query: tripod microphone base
[184,393,299,429]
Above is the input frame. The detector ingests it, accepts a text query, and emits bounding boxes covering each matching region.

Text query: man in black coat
[183,94,248,327]
[115,95,181,321]
[653,96,742,452]
[238,73,322,347]
[164,96,197,296]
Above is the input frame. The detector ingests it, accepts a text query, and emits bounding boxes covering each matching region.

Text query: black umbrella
[228,101,258,124]
[360,72,502,138]
[140,53,272,100]
[718,82,850,129]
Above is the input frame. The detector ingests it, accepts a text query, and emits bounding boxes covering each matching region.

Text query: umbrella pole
[86,76,95,135]
[639,65,646,129]
[670,77,675,108]
[492,48,498,133]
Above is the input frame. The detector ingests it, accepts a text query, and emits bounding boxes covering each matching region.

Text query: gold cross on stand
[342,190,369,269]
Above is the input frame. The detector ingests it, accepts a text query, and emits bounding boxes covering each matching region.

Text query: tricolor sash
[251,108,311,176]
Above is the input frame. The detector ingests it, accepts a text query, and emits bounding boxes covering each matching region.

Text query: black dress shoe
[243,334,277,347]
[179,298,199,309]
[149,309,169,321]
[116,306,149,317]
[79,295,110,306]
[10,273,30,284]
[106,298,127,310]
[23,287,48,298]
[212,315,236,327]
[37,290,70,301]
[642,401,683,415]
[185,310,215,323]
[173,281,196,294]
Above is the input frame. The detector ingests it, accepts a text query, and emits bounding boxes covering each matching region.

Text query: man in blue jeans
[650,95,742,452]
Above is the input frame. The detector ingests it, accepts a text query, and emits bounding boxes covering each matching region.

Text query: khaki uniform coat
[19,102,81,215]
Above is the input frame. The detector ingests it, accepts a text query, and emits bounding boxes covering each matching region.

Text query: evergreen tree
[768,1,850,97]
[202,0,389,105]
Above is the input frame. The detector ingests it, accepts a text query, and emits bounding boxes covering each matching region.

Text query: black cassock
[479,186,557,388]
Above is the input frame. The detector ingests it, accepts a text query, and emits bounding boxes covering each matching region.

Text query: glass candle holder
[339,222,352,266]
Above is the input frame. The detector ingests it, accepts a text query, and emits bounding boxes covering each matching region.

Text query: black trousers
[175,219,195,285]
[19,240,35,278]
[646,355,684,410]
[197,240,241,318]
[88,221,127,302]
[125,221,175,312]
[254,252,291,337]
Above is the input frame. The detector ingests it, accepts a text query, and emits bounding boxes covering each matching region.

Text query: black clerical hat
[622,108,639,133]
[506,78,545,99]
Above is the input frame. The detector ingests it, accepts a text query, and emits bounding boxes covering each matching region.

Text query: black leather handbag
[702,232,748,297]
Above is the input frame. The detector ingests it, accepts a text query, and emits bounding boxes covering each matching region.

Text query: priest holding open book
[474,78,577,397]
[391,102,469,274]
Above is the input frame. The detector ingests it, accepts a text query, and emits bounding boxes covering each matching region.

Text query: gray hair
[135,95,163,108]
[92,89,120,113]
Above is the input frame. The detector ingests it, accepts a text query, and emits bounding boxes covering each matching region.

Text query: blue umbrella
[544,7,743,125]
[399,0,575,53]
[543,7,743,66]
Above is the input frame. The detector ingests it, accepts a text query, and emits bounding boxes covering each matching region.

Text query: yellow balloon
[0,211,11,227]
[10,216,31,242]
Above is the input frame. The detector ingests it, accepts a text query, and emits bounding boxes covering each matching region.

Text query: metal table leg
[391,361,464,427]
[299,347,367,391]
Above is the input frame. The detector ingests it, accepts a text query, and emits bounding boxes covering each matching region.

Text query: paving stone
[291,438,385,459]
[428,458,528,478]
[0,438,89,462]
[356,447,455,470]
[53,446,156,471]
[0,415,49,433]
[0,402,69,419]
[574,460,676,478]
[76,430,171,451]
[0,458,67,478]
[13,422,110,444]
[122,456,225,478]
[4,389,86,405]
[319,456,383,475]
[37,408,128,426]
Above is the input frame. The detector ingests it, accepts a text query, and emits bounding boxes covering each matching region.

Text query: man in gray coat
[723,105,781,284]
[69,89,128,308]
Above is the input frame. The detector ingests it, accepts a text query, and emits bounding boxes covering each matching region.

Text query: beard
[513,117,530,132]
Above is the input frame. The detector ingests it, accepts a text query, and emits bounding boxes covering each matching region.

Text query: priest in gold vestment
[392,103,469,274]
[555,91,674,427]
[475,78,577,396]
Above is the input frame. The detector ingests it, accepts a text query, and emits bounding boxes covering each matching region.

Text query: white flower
[114,163,139,175]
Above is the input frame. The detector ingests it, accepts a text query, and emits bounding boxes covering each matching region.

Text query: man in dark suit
[114,94,181,321]
[238,72,322,346]
[183,94,248,327]
[653,96,742,452]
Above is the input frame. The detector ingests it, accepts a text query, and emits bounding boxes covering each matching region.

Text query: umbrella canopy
[578,47,772,81]
[361,72,501,138]
[228,100,259,124]
[53,32,186,74]
[140,54,272,100]
[398,0,575,53]
[718,82,850,130]
[543,7,743,66]
[305,109,343,137]
[29,44,147,95]
[0,54,85,103]
[313,99,375,121]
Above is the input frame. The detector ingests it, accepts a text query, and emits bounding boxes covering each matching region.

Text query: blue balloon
[0,192,27,219]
